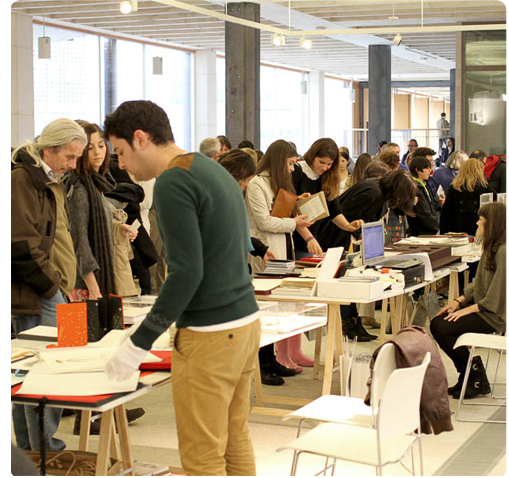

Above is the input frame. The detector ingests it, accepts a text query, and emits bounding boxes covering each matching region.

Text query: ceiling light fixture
[271,33,285,46]
[300,37,312,49]
[38,2,51,59]
[393,34,403,46]
[153,56,163,75]
[120,0,138,14]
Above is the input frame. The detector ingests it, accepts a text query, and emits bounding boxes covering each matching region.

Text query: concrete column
[11,12,34,147]
[104,38,117,114]
[195,50,217,150]
[309,71,325,141]
[225,2,260,149]
[449,69,456,139]
[368,45,391,155]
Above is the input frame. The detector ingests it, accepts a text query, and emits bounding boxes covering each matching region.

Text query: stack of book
[271,278,316,297]
[263,260,296,275]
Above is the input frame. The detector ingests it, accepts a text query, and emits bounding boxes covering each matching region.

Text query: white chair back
[370,343,397,408]
[377,352,431,441]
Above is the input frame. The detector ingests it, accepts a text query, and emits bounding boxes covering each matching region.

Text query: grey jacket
[464,243,506,331]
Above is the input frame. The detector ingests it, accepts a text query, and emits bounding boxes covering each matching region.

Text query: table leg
[322,304,341,396]
[114,405,134,476]
[78,410,92,451]
[95,409,114,476]
[380,299,389,343]
[464,268,470,286]
[253,358,264,407]
[312,327,323,380]
[449,271,459,303]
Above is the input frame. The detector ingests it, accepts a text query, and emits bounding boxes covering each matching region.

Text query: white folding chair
[284,343,397,435]
[453,333,506,424]
[277,352,431,476]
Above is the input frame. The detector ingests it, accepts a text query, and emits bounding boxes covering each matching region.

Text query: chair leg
[418,435,424,476]
[290,451,301,476]
[331,459,337,476]
[324,457,329,476]
[411,446,415,476]
[491,350,503,398]
[456,347,476,421]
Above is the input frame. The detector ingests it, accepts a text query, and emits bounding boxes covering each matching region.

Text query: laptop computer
[361,221,421,269]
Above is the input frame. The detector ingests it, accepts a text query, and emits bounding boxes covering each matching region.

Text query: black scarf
[66,172,117,296]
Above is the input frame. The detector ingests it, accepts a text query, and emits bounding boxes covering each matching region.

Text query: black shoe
[453,356,491,399]
[268,360,298,377]
[73,408,146,435]
[73,412,101,435]
[126,407,146,423]
[354,319,377,340]
[447,374,465,395]
[261,368,284,386]
[342,321,372,342]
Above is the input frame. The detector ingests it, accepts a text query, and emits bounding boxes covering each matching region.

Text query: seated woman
[431,202,506,399]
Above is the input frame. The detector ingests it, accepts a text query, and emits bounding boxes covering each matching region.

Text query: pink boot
[275,339,303,373]
[288,334,314,367]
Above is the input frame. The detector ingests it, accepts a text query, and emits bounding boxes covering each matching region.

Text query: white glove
[106,338,148,381]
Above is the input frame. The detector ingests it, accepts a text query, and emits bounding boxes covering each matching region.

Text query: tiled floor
[12,316,506,476]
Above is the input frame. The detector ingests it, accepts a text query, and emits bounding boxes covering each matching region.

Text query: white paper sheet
[18,364,140,396]
[18,325,58,339]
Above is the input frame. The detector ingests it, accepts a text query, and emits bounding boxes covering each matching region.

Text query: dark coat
[407,181,439,236]
[11,151,61,314]
[365,326,454,435]
[440,183,495,236]
[316,178,389,251]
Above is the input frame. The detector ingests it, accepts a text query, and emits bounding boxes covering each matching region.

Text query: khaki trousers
[172,319,261,476]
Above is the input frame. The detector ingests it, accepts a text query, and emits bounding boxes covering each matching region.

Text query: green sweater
[464,243,506,332]
[131,152,258,350]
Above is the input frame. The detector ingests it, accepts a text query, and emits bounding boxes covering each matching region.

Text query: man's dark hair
[408,139,418,147]
[238,139,255,149]
[413,147,435,158]
[409,156,432,177]
[103,100,174,146]
[441,112,446,117]
[218,149,256,181]
[469,149,487,160]
[378,140,388,148]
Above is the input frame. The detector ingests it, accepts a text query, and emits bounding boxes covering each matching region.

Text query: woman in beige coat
[245,140,313,372]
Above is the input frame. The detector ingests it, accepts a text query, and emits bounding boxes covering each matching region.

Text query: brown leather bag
[270,188,298,218]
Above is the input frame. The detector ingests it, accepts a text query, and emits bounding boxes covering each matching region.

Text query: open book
[296,191,330,222]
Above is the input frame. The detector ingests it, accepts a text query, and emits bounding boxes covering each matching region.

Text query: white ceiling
[11,0,507,100]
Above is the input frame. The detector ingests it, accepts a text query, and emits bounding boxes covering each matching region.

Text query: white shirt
[186,311,260,332]
[40,159,59,183]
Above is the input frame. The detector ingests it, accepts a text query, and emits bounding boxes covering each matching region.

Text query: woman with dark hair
[245,140,314,372]
[347,152,373,187]
[291,138,362,260]
[406,156,440,236]
[216,135,231,154]
[364,160,391,178]
[65,122,137,301]
[431,202,506,399]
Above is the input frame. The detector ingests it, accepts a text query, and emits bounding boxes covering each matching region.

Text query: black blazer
[406,182,439,236]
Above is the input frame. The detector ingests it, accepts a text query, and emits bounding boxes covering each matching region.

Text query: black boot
[354,318,377,340]
[268,357,298,377]
[342,321,371,342]
[447,373,465,395]
[73,408,146,435]
[453,356,491,399]
[260,367,284,386]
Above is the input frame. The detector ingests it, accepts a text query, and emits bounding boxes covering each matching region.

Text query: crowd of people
[11,103,506,474]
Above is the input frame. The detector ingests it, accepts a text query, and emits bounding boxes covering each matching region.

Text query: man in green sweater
[104,100,260,476]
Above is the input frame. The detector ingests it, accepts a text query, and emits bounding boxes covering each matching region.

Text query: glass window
[324,78,353,153]
[466,31,506,67]
[216,56,226,137]
[260,66,309,155]
[465,70,506,155]
[144,44,193,150]
[33,24,101,135]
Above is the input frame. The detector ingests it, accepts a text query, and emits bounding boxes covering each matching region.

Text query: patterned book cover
[56,303,88,347]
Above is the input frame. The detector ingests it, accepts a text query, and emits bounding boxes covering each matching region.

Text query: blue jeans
[12,290,66,451]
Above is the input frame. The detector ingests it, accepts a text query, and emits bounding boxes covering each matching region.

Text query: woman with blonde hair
[431,149,468,195]
[440,158,495,236]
